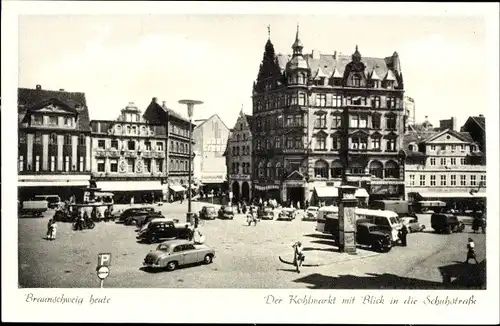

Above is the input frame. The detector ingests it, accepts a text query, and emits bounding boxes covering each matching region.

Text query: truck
[371,200,414,217]
[19,200,49,217]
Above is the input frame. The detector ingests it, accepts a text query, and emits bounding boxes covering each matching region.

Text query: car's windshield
[157,244,170,251]
[206,207,216,212]
[390,217,399,225]
[369,226,383,232]
[308,207,319,212]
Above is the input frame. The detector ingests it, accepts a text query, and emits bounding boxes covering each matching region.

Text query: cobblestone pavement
[18,204,486,289]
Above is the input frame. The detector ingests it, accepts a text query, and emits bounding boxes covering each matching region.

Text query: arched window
[369,160,383,179]
[79,134,85,146]
[348,161,365,175]
[275,162,282,179]
[314,160,329,179]
[64,134,72,145]
[353,74,361,87]
[236,134,241,141]
[266,162,273,178]
[385,160,399,178]
[50,133,57,145]
[297,73,304,84]
[330,160,343,178]
[126,125,131,134]
[258,162,264,178]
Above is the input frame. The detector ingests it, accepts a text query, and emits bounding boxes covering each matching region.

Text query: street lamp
[179,99,203,225]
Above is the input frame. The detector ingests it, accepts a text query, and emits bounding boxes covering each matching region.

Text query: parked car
[137,217,181,232]
[116,207,155,223]
[431,213,465,234]
[136,220,192,243]
[277,208,295,221]
[258,206,275,220]
[400,216,426,233]
[19,200,49,217]
[199,206,217,220]
[126,212,166,227]
[142,239,216,271]
[34,195,61,209]
[219,206,235,219]
[303,206,319,221]
[356,222,393,252]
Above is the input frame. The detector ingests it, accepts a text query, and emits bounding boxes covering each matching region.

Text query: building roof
[193,114,229,131]
[244,114,254,130]
[403,129,476,157]
[469,116,485,131]
[18,87,90,131]
[143,98,192,125]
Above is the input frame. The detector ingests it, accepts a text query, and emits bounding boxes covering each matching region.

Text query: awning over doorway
[97,180,163,192]
[355,188,369,198]
[315,187,338,198]
[418,192,486,199]
[169,185,186,192]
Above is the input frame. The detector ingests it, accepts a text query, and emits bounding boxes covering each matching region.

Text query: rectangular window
[79,157,84,172]
[35,156,40,171]
[440,175,446,186]
[97,159,105,172]
[372,115,381,129]
[144,141,152,151]
[156,159,162,172]
[451,175,457,186]
[127,158,135,173]
[450,158,456,165]
[144,158,151,173]
[359,116,367,128]
[350,116,359,128]
[351,137,359,150]
[460,175,467,186]
[316,137,326,150]
[409,174,415,186]
[111,140,118,149]
[430,145,436,151]
[19,156,24,172]
[298,93,306,106]
[451,145,456,152]
[98,140,106,149]
[110,159,118,173]
[332,95,342,107]
[315,115,327,128]
[386,116,397,129]
[128,141,135,150]
[65,156,70,172]
[441,145,446,150]
[50,156,55,172]
[440,158,446,165]
[387,97,397,109]
[430,175,436,186]
[480,175,486,187]
[460,145,465,151]
[371,138,381,150]
[64,117,72,126]
[470,175,476,186]
[332,115,342,128]
[460,158,466,165]
[48,116,58,125]
[419,175,425,186]
[34,132,42,144]
[19,132,27,143]
[386,139,396,151]
[290,94,298,105]
[286,116,293,127]
[332,137,340,150]
[360,138,367,149]
[32,115,43,125]
[373,96,381,108]
[64,134,71,145]
[430,158,436,166]
[79,134,85,146]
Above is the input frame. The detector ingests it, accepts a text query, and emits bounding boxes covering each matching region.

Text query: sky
[18,14,489,128]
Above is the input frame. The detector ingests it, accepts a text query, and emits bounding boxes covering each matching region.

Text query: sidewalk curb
[279,251,379,267]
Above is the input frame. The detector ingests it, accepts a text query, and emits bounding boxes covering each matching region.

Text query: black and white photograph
[2,1,499,324]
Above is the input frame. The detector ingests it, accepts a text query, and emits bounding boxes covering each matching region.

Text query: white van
[315,206,339,233]
[34,195,61,209]
[355,208,402,242]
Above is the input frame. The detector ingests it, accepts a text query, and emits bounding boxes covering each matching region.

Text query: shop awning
[314,187,338,198]
[97,181,163,192]
[169,185,186,192]
[19,180,90,187]
[355,188,370,198]
[419,192,486,199]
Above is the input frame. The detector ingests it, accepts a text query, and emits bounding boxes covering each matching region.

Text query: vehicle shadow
[303,246,339,253]
[139,262,208,273]
[438,260,486,289]
[276,268,299,273]
[310,239,337,247]
[303,233,333,240]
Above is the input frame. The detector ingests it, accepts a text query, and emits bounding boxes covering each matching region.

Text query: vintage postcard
[2,1,499,324]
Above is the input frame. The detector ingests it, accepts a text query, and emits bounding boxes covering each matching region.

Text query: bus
[316,207,402,243]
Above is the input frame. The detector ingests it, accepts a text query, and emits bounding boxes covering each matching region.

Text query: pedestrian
[472,215,480,233]
[465,238,478,264]
[180,193,184,204]
[305,200,309,209]
[130,196,134,206]
[292,241,305,273]
[194,213,199,229]
[481,216,486,234]
[46,219,54,240]
[185,224,194,242]
[399,224,408,247]
[49,220,58,240]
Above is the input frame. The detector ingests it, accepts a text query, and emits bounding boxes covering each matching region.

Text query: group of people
[184,214,205,244]
[472,214,486,234]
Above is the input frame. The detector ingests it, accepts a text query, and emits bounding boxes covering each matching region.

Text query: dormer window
[353,75,361,87]
[126,126,131,134]
[384,80,394,89]
[32,115,43,125]
[297,74,304,84]
[48,116,58,126]
[64,117,72,126]
[373,81,380,88]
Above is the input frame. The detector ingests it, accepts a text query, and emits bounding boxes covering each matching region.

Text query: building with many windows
[18,85,92,201]
[225,109,253,203]
[89,102,167,203]
[461,115,486,162]
[192,114,230,196]
[251,27,406,206]
[403,124,486,210]
[143,97,195,202]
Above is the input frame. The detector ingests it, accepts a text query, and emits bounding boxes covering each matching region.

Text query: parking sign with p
[98,253,111,267]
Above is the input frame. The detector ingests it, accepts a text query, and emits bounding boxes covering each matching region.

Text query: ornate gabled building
[226,109,253,203]
[251,26,406,206]
[18,85,92,201]
[89,102,168,204]
[143,98,195,202]
[402,126,486,210]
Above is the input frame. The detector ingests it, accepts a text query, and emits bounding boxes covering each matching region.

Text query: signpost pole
[100,279,104,288]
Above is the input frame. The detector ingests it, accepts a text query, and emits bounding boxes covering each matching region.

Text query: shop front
[96,180,163,204]
[18,174,91,202]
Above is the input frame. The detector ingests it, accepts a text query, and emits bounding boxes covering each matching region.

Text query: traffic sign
[96,266,110,280]
[98,253,111,267]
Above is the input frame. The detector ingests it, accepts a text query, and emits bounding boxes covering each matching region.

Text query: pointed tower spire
[267,24,271,39]
[352,44,361,62]
[292,23,303,56]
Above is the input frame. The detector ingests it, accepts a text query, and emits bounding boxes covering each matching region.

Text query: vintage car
[125,211,164,226]
[116,207,155,223]
[277,208,295,221]
[400,216,426,233]
[356,222,393,252]
[199,206,218,220]
[431,213,465,234]
[19,200,49,217]
[219,206,235,220]
[303,206,319,221]
[258,206,275,220]
[143,239,216,271]
[136,220,192,243]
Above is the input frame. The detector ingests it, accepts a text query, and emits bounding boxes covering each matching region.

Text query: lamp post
[179,99,203,225]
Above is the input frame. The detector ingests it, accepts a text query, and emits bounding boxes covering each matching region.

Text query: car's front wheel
[372,240,382,252]
[203,254,213,264]
[166,261,177,271]
[150,235,158,243]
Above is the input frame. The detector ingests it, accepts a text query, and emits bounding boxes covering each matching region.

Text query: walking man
[399,224,408,247]
[465,238,479,264]
[292,241,305,273]
[185,225,194,243]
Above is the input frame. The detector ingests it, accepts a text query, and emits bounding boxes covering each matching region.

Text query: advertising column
[338,185,358,254]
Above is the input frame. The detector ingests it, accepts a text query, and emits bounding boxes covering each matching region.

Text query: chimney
[59,89,65,91]
[479,114,484,117]
[439,117,456,131]
[152,97,157,103]
[162,101,167,109]
[312,49,321,59]
[36,84,42,90]
[333,51,337,60]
